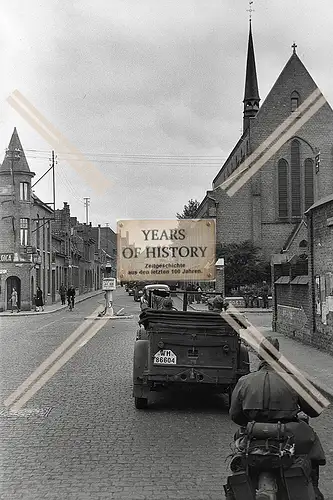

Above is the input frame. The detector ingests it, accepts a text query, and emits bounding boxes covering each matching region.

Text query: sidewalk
[0,289,104,317]
[174,295,333,400]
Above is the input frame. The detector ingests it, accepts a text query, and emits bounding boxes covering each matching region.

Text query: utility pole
[84,197,90,224]
[52,150,56,211]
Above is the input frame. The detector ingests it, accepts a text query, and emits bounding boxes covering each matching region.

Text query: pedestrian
[59,283,67,305]
[10,287,19,313]
[195,284,202,304]
[35,286,44,312]
[261,280,270,308]
[67,285,76,310]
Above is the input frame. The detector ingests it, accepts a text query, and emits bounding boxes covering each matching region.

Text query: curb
[0,291,104,317]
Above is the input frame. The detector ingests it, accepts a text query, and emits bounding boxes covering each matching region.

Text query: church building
[197,22,333,261]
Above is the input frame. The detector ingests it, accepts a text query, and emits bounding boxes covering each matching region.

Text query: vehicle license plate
[153,349,177,365]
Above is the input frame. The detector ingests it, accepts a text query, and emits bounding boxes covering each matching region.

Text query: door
[6,276,21,310]
[52,270,56,303]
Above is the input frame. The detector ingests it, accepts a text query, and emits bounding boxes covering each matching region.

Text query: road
[0,288,332,499]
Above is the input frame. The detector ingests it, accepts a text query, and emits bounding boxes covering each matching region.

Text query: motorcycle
[224,414,322,500]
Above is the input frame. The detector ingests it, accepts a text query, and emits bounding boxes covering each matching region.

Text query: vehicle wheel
[227,386,233,408]
[135,397,148,409]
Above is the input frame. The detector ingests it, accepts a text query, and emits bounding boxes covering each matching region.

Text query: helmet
[212,296,224,311]
[258,336,280,361]
[162,298,174,310]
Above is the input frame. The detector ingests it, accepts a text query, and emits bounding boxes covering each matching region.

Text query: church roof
[243,22,260,103]
[305,192,333,213]
[0,128,32,174]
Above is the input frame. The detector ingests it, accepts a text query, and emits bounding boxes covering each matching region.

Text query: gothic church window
[277,142,315,220]
[291,91,299,112]
[304,158,314,210]
[291,139,301,217]
[278,159,288,218]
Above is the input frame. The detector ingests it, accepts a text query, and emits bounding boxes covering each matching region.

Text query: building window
[304,158,314,210]
[291,139,301,217]
[278,159,289,218]
[19,182,29,201]
[20,218,29,246]
[291,91,299,112]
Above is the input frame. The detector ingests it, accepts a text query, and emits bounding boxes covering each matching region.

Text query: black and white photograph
[0,1,333,499]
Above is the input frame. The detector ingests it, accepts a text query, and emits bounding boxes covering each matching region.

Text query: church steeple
[243,21,260,132]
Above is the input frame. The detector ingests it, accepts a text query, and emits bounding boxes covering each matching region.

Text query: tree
[216,240,270,294]
[176,199,200,219]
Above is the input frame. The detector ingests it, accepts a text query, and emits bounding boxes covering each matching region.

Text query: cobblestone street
[0,288,332,499]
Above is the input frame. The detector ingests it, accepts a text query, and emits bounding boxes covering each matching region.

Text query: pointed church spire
[243,21,260,132]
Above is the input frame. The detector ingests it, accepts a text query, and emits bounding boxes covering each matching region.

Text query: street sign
[102,277,116,291]
[0,253,14,263]
[117,219,216,282]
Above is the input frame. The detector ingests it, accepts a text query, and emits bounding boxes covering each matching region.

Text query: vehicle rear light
[157,341,164,349]
[223,345,230,353]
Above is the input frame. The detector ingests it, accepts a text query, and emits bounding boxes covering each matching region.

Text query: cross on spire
[247,1,254,22]
[292,42,297,54]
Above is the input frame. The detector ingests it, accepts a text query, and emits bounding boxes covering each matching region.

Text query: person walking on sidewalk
[261,280,270,308]
[67,285,76,311]
[59,283,67,305]
[35,287,44,312]
[10,287,19,313]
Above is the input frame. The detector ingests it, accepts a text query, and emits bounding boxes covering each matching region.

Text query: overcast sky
[1,0,332,231]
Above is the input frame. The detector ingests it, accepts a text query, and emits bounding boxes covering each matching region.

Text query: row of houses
[0,128,117,311]
[194,23,333,352]
[271,195,333,354]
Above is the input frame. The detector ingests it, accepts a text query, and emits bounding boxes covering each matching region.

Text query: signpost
[85,277,132,320]
[101,278,116,317]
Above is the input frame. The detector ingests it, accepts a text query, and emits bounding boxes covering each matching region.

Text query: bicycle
[68,296,75,311]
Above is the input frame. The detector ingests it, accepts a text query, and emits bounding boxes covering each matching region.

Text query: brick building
[91,225,117,279]
[198,23,333,261]
[0,129,113,311]
[272,195,333,353]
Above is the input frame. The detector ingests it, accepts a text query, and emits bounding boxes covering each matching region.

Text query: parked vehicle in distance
[140,284,171,311]
[126,281,136,295]
[133,282,148,302]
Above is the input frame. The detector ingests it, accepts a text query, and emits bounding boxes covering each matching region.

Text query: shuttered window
[291,140,301,216]
[278,159,288,218]
[304,158,314,210]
